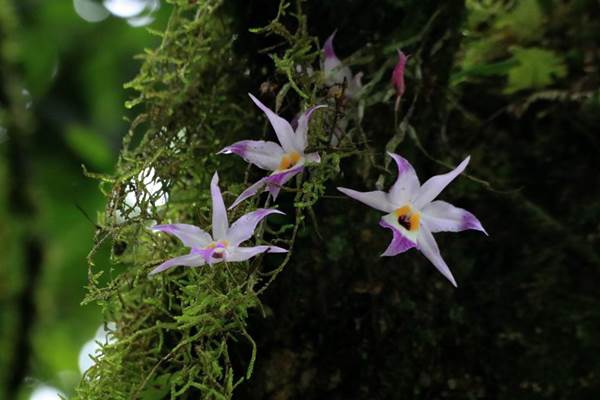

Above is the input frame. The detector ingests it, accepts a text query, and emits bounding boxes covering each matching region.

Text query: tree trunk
[74,1,600,399]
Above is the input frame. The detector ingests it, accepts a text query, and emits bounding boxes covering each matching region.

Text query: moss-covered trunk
[71,0,600,399]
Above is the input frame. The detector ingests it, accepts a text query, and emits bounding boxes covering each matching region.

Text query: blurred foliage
[0,0,599,399]
[454,0,571,93]
[0,0,167,398]
[504,47,567,93]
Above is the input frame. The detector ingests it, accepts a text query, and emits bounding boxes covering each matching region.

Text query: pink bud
[391,49,408,99]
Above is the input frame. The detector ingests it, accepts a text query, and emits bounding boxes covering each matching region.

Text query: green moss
[73,0,362,397]
[73,0,600,398]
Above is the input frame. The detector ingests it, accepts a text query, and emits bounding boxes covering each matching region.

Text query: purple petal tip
[463,213,488,236]
[323,31,337,59]
[379,219,417,257]
[218,142,247,156]
[387,152,413,175]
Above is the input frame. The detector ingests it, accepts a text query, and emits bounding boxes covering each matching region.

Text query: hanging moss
[75,1,359,398]
[74,0,600,399]
[75,0,472,398]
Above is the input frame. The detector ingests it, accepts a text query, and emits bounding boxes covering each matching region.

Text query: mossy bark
[72,0,600,399]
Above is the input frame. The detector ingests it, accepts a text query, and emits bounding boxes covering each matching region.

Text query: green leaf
[505,47,567,94]
[64,125,114,170]
[451,58,518,86]
[495,0,544,41]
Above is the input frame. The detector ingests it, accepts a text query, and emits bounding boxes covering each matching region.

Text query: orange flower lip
[394,205,420,232]
[277,151,301,171]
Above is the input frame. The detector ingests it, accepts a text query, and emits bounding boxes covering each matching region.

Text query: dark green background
[1,0,599,399]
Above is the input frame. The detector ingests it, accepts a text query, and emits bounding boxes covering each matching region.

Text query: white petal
[226,209,284,247]
[211,172,229,239]
[249,93,296,153]
[387,153,420,205]
[226,245,287,262]
[337,187,396,213]
[228,177,269,210]
[416,225,458,287]
[346,71,364,99]
[294,105,327,151]
[151,224,212,248]
[421,200,487,234]
[148,253,205,275]
[412,156,470,209]
[218,140,283,171]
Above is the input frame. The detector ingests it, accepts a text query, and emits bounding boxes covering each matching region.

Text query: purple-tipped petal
[218,140,284,171]
[392,49,408,98]
[228,176,270,210]
[337,187,396,213]
[421,200,487,235]
[226,245,287,262]
[151,224,213,248]
[228,165,304,210]
[412,156,470,209]
[211,172,229,240]
[388,153,420,205]
[226,208,285,247]
[248,93,296,153]
[267,182,282,202]
[266,165,303,186]
[323,31,338,60]
[416,225,458,287]
[148,253,205,275]
[265,166,304,201]
[379,219,417,256]
[322,32,353,87]
[294,105,327,151]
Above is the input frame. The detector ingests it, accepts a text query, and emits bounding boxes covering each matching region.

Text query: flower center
[207,240,229,259]
[394,205,420,232]
[277,151,301,171]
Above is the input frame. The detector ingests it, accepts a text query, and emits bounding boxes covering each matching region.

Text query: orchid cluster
[149,33,485,287]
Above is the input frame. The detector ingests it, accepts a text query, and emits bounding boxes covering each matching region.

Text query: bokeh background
[1,0,599,399]
[0,1,167,399]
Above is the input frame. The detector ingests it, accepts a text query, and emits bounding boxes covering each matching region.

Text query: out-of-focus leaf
[465,0,504,29]
[452,58,518,85]
[495,0,544,41]
[65,125,113,170]
[505,47,567,94]
[461,37,502,71]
